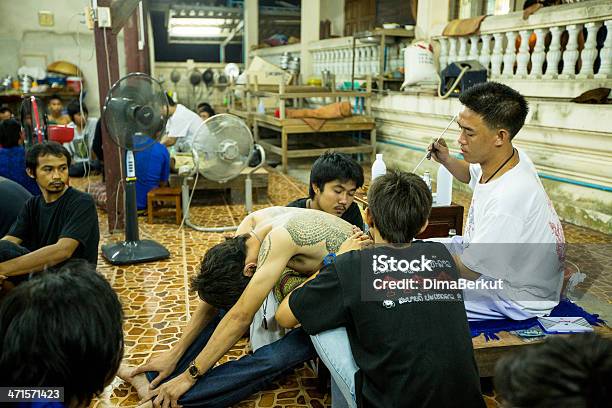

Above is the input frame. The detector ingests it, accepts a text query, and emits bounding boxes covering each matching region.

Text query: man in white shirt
[429,82,565,321]
[65,100,100,177]
[162,94,204,153]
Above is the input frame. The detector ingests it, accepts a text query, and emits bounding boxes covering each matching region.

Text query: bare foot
[117,363,153,402]
[136,401,153,408]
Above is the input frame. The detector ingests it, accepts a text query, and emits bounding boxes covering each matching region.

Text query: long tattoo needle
[412,114,457,174]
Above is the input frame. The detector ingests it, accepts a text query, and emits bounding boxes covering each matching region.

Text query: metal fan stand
[101,73,170,265]
[102,133,170,264]
[181,144,266,232]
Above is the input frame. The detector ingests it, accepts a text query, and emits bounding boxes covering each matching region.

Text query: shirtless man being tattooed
[118,207,371,408]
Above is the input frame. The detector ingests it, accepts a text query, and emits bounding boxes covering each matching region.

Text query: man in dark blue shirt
[134,140,170,210]
[0,119,40,195]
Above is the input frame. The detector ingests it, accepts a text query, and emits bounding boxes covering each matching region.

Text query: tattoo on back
[285,212,352,253]
[258,235,271,266]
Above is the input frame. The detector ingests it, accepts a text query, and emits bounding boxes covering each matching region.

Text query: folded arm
[0,237,79,277]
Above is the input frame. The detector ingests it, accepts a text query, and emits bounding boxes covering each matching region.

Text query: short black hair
[367,171,432,243]
[459,82,529,140]
[26,141,72,175]
[0,118,22,148]
[196,102,215,117]
[191,234,251,310]
[48,94,62,103]
[0,106,12,115]
[67,99,88,122]
[309,152,364,198]
[0,260,124,407]
[166,92,177,107]
[495,333,612,408]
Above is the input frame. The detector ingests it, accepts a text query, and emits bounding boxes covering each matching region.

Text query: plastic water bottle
[436,165,453,206]
[371,154,386,181]
[422,171,432,191]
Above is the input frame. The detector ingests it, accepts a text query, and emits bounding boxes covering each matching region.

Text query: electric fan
[181,113,265,232]
[19,96,48,146]
[101,72,170,265]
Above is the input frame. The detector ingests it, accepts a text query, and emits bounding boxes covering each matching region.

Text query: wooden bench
[147,187,182,225]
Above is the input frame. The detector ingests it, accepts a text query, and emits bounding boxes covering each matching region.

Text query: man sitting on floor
[0,118,40,195]
[0,142,100,287]
[119,206,370,408]
[429,82,565,321]
[276,171,485,408]
[134,137,171,210]
[0,260,124,408]
[287,151,365,230]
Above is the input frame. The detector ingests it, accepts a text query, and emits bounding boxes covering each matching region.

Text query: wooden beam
[111,0,141,35]
[124,0,151,74]
[95,0,123,231]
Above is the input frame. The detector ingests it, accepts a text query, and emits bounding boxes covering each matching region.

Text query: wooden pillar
[124,1,151,74]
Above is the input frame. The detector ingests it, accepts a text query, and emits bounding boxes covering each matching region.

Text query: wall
[0,0,127,117]
[320,0,345,37]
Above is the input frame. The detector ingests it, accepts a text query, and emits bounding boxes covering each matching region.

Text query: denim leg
[177,327,315,407]
[144,310,225,384]
[310,327,358,408]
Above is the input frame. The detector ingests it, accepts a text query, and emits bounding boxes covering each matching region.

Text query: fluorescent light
[170,17,226,26]
[168,26,222,37]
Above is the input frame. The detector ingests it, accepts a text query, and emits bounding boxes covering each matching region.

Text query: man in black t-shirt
[0,142,99,287]
[277,171,485,408]
[287,152,365,230]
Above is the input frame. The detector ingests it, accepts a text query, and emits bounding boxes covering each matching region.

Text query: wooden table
[353,193,464,239]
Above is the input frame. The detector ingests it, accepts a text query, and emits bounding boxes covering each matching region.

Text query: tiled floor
[78,165,610,408]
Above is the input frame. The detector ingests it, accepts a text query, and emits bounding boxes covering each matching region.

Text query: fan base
[102,240,170,265]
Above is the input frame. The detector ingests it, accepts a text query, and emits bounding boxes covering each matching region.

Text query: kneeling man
[276,171,485,408]
[122,206,370,407]
[429,82,565,320]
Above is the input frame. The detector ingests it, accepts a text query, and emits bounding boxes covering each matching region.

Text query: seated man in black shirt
[0,142,99,287]
[287,152,365,230]
[277,171,485,408]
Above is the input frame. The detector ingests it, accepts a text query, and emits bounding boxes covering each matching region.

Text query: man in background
[162,93,204,153]
[46,94,71,125]
[0,118,40,195]
[134,138,171,210]
[0,106,12,121]
[196,102,216,120]
[65,100,100,177]
[287,152,365,230]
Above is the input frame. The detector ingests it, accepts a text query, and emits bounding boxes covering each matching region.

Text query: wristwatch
[188,360,201,380]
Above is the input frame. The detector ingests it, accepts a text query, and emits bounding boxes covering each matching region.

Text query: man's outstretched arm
[147,230,295,407]
[0,237,79,277]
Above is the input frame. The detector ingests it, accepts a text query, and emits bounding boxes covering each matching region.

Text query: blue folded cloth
[469,298,605,341]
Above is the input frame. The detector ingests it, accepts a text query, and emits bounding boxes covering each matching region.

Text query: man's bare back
[239,206,354,274]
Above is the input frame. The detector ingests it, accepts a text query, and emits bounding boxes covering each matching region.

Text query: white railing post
[530,28,548,78]
[479,34,492,72]
[516,30,532,77]
[458,37,469,61]
[491,32,505,78]
[439,37,449,70]
[469,35,479,61]
[502,31,517,77]
[544,26,563,78]
[578,21,603,78]
[560,24,582,78]
[448,37,458,65]
[595,20,612,78]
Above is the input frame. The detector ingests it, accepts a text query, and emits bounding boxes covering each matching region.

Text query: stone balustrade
[433,0,612,98]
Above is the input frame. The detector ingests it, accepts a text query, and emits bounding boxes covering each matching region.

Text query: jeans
[146,311,316,407]
[0,240,31,286]
[311,327,358,408]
